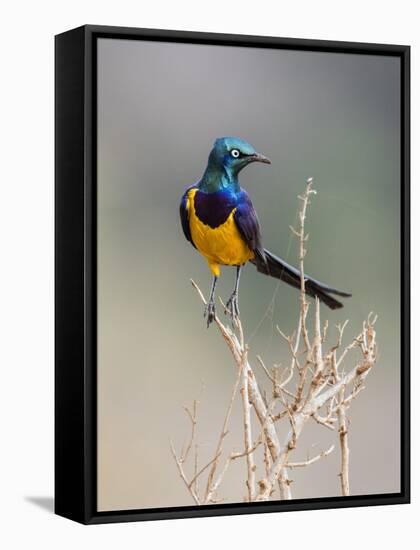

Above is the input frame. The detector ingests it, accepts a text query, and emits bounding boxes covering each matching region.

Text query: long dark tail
[251,249,351,310]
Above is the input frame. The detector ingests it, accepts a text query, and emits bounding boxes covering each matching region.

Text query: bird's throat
[199,164,240,194]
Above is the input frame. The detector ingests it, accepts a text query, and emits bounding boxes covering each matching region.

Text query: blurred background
[97,38,400,511]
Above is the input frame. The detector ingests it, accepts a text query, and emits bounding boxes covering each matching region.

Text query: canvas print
[96,38,401,511]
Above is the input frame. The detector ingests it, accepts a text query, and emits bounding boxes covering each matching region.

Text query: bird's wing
[179,185,197,248]
[233,192,266,263]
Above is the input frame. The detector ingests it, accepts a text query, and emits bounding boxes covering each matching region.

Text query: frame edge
[55,25,89,525]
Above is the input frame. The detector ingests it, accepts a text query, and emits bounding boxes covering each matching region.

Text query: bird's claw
[204,301,216,328]
[224,292,240,321]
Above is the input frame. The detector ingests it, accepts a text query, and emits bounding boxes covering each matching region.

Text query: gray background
[97,38,400,511]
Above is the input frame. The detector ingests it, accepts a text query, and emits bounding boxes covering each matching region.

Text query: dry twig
[171,178,378,504]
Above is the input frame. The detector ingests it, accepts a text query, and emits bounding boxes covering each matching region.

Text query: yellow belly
[187,188,254,277]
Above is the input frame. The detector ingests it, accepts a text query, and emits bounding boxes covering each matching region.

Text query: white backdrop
[0,1,417,548]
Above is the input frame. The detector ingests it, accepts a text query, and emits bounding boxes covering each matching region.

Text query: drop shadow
[25,496,54,514]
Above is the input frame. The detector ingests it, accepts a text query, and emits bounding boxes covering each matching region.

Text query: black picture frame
[55,24,410,524]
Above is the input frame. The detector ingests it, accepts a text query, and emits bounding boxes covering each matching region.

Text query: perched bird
[180,137,351,326]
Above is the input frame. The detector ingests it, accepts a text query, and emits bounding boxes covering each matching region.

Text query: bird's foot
[224,292,240,322]
[204,301,216,328]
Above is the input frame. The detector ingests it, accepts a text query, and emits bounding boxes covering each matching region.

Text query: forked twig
[172,179,377,504]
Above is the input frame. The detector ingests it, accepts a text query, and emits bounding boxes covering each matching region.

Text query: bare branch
[188,451,222,491]
[337,387,350,496]
[174,179,378,506]
[180,400,197,463]
[286,445,335,468]
[256,317,377,500]
[240,353,256,501]
[204,363,242,503]
[312,411,336,430]
[170,441,201,505]
[296,178,316,353]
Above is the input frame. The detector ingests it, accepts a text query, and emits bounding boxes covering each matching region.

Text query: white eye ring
[231,149,240,158]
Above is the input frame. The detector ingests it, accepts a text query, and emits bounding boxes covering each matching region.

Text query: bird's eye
[231,149,240,158]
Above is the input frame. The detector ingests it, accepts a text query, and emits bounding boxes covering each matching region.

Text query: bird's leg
[204,276,218,327]
[225,266,242,321]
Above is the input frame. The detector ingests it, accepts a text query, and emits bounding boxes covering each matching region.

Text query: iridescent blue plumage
[180,136,269,253]
[180,137,351,326]
[198,136,265,194]
[194,189,238,228]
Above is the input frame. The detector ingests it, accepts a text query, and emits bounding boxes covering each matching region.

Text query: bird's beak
[251,152,271,164]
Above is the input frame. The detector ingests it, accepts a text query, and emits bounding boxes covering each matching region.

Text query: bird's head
[208,137,271,178]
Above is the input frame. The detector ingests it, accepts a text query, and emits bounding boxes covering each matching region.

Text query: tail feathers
[251,249,351,310]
